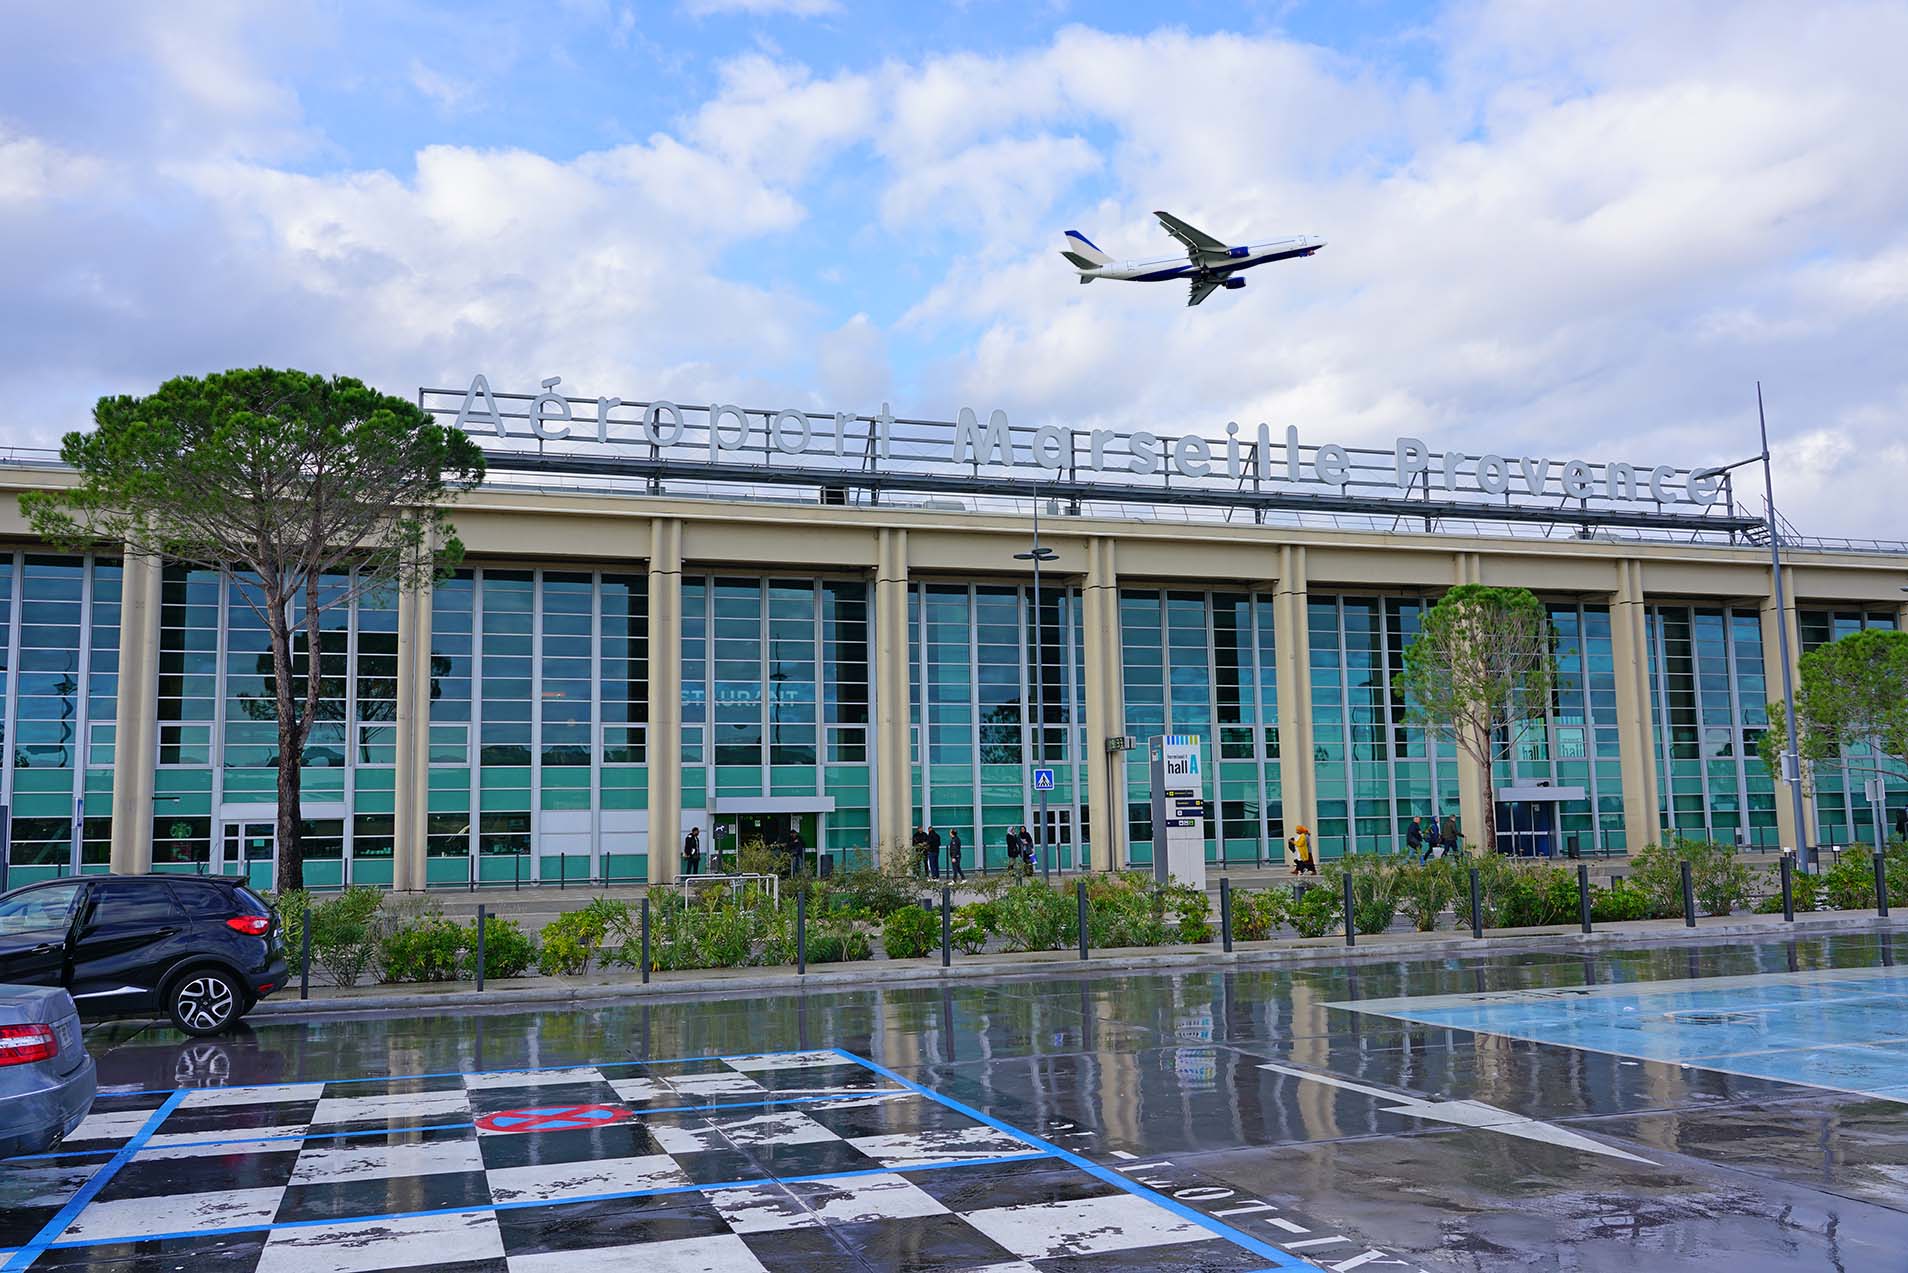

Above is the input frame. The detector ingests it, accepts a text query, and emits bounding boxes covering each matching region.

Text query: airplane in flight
[1060,211,1326,306]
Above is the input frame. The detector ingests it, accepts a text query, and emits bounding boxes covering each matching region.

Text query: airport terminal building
[3,379,1906,891]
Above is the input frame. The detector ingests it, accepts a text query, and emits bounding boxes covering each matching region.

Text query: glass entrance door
[710,812,821,874]
[219,822,276,891]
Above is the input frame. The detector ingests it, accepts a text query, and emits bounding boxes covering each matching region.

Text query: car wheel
[167,968,242,1036]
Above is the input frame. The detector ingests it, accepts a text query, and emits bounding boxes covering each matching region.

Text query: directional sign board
[1148,734,1206,891]
[1031,767,1056,792]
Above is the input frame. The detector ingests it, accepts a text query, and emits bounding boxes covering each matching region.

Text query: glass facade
[910,581,1081,870]
[1645,605,1777,847]
[3,554,118,885]
[1306,597,1455,860]
[685,576,872,868]
[1799,608,1904,847]
[424,568,649,886]
[1498,602,1626,855]
[1120,589,1280,865]
[8,538,1901,886]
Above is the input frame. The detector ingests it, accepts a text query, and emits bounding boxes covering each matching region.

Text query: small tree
[1759,628,1908,836]
[1393,584,1556,857]
[23,368,485,889]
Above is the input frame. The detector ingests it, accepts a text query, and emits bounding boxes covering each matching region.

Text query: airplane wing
[1156,210,1233,264]
[1187,278,1219,307]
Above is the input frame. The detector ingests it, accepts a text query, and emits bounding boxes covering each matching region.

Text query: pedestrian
[1441,813,1459,854]
[948,828,966,880]
[1896,804,1907,843]
[787,823,807,877]
[924,824,942,879]
[1425,816,1443,860]
[912,825,929,875]
[682,826,702,876]
[1406,816,1424,862]
[1289,825,1316,875]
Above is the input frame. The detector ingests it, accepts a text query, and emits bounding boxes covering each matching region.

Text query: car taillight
[0,1024,57,1066]
[225,916,271,936]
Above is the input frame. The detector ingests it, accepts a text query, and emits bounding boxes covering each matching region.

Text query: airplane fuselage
[1083,235,1326,283]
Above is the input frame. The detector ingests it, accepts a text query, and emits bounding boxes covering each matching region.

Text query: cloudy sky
[3,0,1906,536]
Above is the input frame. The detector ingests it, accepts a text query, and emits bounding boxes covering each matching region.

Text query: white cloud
[408,59,475,115]
[0,128,100,204]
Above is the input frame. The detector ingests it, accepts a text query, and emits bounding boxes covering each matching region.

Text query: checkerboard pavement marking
[2,1049,1313,1272]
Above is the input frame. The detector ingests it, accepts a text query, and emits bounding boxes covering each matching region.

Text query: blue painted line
[829,1048,1320,1271]
[101,1047,829,1099]
[4,1089,186,1272]
[41,1150,1053,1251]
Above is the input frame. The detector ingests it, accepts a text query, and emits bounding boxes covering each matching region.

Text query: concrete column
[873,528,911,865]
[392,568,434,892]
[1273,545,1316,849]
[645,519,684,884]
[109,548,161,875]
[1611,559,1663,853]
[1762,589,1812,852]
[1081,538,1123,869]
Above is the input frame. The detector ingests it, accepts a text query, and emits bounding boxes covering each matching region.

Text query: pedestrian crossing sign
[1031,767,1056,791]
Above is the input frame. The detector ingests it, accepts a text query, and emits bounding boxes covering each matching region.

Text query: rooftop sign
[422,375,1750,529]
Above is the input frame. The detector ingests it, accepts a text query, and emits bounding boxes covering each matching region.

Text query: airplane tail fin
[1061,230,1111,281]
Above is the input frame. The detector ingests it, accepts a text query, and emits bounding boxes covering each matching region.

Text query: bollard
[797,892,808,975]
[1077,879,1089,960]
[1342,870,1356,948]
[1681,858,1697,927]
[1780,855,1795,922]
[640,896,651,984]
[941,887,952,968]
[475,904,487,992]
[1220,877,1233,953]
[1877,851,1890,919]
[560,854,567,890]
[514,850,521,891]
[468,854,475,892]
[299,906,312,1001]
[1577,864,1592,935]
[1469,867,1483,939]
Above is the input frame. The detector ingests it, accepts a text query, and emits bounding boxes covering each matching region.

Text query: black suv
[0,875,288,1036]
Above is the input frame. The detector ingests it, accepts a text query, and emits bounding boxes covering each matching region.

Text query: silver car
[0,984,95,1158]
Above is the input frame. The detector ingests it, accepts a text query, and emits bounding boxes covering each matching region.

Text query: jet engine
[1222,277,1246,290]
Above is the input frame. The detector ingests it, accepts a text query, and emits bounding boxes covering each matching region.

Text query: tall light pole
[1015,496,1057,881]
[1697,383,1810,865]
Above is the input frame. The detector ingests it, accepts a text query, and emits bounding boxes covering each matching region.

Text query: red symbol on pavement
[476,1103,634,1134]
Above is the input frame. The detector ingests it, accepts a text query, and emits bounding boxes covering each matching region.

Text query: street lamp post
[1697,383,1810,867]
[1015,497,1058,882]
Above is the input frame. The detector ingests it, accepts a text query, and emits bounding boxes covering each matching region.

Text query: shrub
[538,904,616,976]
[1396,860,1455,932]
[1288,883,1342,938]
[1591,879,1654,923]
[1161,882,1212,943]
[308,887,384,987]
[1630,837,1752,917]
[882,906,938,959]
[993,880,1075,952]
[1085,874,1166,949]
[950,905,991,955]
[1330,857,1400,935]
[833,864,923,919]
[273,888,310,973]
[378,916,465,983]
[1817,847,1908,911]
[1230,889,1286,942]
[805,917,872,963]
[1752,866,1820,914]
[463,915,537,978]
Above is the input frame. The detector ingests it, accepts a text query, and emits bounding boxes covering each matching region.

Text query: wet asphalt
[64,931,1908,1271]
